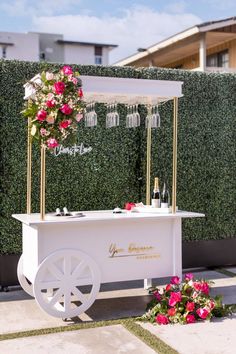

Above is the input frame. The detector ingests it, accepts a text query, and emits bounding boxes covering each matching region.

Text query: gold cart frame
[24,75,182,220]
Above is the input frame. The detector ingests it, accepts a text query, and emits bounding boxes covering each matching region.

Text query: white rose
[46,72,54,80]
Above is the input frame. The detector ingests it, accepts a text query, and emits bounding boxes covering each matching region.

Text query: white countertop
[12,210,205,226]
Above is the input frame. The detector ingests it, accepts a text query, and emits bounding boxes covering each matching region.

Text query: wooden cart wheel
[17,255,34,297]
[33,249,101,319]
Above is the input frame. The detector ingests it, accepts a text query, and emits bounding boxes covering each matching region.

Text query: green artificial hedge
[0,60,235,254]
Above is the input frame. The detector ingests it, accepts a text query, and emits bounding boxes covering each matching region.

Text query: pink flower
[153,291,162,301]
[186,302,195,312]
[60,104,73,115]
[169,291,182,307]
[59,120,71,129]
[75,113,83,122]
[186,314,196,324]
[196,307,210,319]
[209,300,215,310]
[45,72,54,80]
[156,314,169,325]
[37,110,47,121]
[165,284,172,292]
[40,128,49,136]
[47,138,58,149]
[54,81,65,95]
[171,276,180,285]
[167,307,176,317]
[193,282,202,292]
[72,77,78,85]
[201,282,209,295]
[62,65,73,75]
[125,202,135,211]
[78,88,83,98]
[185,273,194,281]
[46,100,56,108]
[46,115,55,124]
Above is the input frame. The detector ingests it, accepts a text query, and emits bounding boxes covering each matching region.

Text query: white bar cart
[13,75,204,319]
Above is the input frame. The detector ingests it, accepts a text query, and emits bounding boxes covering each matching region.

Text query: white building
[0,31,117,65]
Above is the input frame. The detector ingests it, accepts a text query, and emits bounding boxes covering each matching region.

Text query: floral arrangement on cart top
[141,273,229,325]
[22,65,85,149]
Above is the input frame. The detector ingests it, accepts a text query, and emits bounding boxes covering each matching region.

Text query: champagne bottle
[151,177,161,208]
[161,182,170,208]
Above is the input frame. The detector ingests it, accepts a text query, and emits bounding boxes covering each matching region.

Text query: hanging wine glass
[84,102,98,127]
[126,104,140,128]
[106,103,119,128]
[145,105,161,128]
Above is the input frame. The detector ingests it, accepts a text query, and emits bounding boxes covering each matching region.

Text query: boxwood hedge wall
[0,60,235,254]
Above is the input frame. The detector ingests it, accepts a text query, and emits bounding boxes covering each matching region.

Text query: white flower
[46,72,54,81]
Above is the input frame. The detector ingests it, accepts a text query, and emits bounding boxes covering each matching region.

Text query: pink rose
[167,307,176,317]
[169,291,182,307]
[72,77,78,85]
[170,276,180,285]
[153,291,161,301]
[185,273,194,281]
[186,314,196,324]
[40,128,49,136]
[47,138,58,149]
[46,72,54,80]
[165,284,172,292]
[125,202,135,211]
[54,81,65,95]
[196,307,210,319]
[59,120,71,129]
[186,302,195,312]
[156,314,169,325]
[193,282,202,292]
[62,65,73,75]
[46,100,56,108]
[76,113,83,122]
[46,115,55,124]
[78,88,83,98]
[209,300,215,310]
[60,104,73,115]
[201,282,209,295]
[37,110,47,121]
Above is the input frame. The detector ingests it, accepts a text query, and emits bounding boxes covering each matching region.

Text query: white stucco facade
[0,32,39,61]
[0,31,117,65]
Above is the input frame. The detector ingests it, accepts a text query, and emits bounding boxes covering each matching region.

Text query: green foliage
[0,60,235,254]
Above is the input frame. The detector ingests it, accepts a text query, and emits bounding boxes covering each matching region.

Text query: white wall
[0,32,39,61]
[63,44,110,65]
[64,44,95,65]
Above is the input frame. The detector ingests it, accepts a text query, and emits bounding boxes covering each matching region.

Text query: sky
[1,0,236,63]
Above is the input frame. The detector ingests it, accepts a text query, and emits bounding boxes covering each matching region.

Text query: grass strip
[214,268,236,278]
[124,320,179,354]
[0,317,179,353]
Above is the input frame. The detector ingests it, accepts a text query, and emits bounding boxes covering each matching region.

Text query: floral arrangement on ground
[22,65,85,149]
[141,273,230,325]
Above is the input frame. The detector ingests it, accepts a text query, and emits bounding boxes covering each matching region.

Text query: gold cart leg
[172,97,178,214]
[146,105,152,206]
[40,144,46,220]
[27,117,32,214]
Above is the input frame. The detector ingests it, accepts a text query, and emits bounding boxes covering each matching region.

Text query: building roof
[114,16,236,66]
[57,39,118,49]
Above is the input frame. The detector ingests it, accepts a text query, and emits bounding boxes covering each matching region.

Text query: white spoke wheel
[33,249,101,319]
[17,255,34,297]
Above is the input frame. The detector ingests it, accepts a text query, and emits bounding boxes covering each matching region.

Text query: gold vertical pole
[172,97,178,214]
[27,117,32,214]
[146,105,152,205]
[40,144,46,220]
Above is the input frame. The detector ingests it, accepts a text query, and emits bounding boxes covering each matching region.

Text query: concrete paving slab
[0,324,156,354]
[183,270,228,280]
[140,314,236,354]
[225,267,236,274]
[0,287,151,334]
